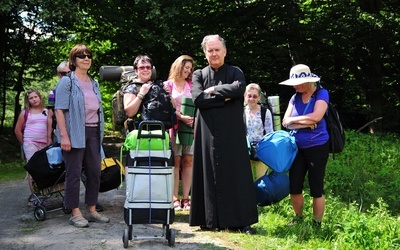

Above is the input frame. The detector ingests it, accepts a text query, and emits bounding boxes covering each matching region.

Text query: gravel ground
[0,179,241,250]
[0,137,242,250]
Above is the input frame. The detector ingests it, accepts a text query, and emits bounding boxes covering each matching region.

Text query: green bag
[176,97,195,146]
[123,129,169,151]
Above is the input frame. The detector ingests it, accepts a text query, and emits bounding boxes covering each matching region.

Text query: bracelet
[137,94,144,100]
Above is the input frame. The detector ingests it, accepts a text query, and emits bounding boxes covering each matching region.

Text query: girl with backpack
[14,88,53,205]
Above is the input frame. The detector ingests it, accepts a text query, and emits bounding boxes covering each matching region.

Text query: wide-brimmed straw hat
[279,64,320,86]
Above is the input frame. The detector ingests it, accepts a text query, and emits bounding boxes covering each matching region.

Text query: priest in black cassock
[189,34,258,234]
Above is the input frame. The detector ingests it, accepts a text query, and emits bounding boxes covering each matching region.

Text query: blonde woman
[163,55,195,211]
[243,83,274,180]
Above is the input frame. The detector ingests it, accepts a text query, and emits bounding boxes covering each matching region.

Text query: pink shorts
[23,142,47,161]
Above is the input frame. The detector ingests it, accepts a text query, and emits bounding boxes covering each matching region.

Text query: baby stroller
[122,121,175,248]
[23,143,71,221]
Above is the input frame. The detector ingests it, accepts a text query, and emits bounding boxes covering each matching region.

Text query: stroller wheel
[167,228,175,247]
[122,228,129,248]
[34,205,46,221]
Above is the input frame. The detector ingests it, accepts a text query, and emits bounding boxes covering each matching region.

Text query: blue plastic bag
[46,146,63,169]
[254,171,290,206]
[256,130,298,173]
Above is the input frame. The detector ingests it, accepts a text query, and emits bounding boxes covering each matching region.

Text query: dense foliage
[1,0,399,134]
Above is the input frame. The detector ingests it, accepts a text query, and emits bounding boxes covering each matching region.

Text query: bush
[325,130,400,215]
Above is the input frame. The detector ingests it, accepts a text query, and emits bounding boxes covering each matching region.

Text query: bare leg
[312,195,325,222]
[173,155,181,203]
[181,154,193,200]
[290,193,304,217]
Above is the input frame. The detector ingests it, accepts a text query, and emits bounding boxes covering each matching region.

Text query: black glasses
[59,71,70,76]
[76,54,92,59]
[138,66,152,71]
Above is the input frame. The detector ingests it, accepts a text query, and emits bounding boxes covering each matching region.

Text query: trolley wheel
[62,206,72,214]
[167,228,176,247]
[34,205,46,221]
[123,228,129,248]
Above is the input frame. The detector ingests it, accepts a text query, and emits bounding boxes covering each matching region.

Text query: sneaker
[69,213,89,228]
[287,216,304,226]
[182,199,190,210]
[173,200,182,210]
[85,211,110,223]
[95,203,104,212]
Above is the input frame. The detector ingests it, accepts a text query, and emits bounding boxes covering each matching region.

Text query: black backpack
[111,71,138,129]
[314,86,345,157]
[325,100,345,155]
[140,80,176,129]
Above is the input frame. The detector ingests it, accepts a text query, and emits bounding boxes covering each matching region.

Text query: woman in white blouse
[244,83,274,180]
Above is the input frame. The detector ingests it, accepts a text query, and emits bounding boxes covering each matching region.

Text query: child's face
[28,92,41,107]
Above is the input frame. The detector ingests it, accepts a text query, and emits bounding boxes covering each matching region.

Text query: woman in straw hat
[280,64,329,227]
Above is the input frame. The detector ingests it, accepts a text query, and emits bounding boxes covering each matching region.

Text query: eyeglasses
[138,66,152,71]
[59,71,70,76]
[75,54,92,59]
[247,94,259,99]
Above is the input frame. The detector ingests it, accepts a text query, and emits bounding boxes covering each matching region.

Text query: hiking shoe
[85,211,110,223]
[95,203,104,212]
[69,213,89,228]
[182,199,190,211]
[173,200,182,210]
[287,216,304,226]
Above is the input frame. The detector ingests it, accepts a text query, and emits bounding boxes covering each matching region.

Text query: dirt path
[0,179,239,249]
[0,136,242,250]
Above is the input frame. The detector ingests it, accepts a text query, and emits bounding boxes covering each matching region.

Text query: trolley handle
[137,120,166,139]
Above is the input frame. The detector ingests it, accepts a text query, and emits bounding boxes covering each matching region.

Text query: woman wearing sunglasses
[244,83,274,180]
[123,55,154,119]
[54,44,108,228]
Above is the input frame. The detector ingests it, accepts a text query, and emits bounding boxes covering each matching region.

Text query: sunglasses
[138,66,152,71]
[247,94,259,99]
[75,54,92,59]
[59,71,70,76]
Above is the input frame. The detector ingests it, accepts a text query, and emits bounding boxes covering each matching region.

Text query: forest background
[1,0,399,134]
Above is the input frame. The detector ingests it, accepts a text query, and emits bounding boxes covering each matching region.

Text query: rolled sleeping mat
[99,65,157,81]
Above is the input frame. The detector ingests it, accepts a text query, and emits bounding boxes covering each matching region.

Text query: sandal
[182,199,191,210]
[173,199,182,210]
[69,213,89,228]
[85,211,110,223]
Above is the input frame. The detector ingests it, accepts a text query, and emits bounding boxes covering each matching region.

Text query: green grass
[0,162,26,183]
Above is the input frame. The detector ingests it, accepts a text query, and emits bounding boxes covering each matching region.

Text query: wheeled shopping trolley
[122,121,175,248]
[23,144,72,221]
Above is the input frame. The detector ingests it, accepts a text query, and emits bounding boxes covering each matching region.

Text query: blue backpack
[254,171,290,206]
[256,130,298,173]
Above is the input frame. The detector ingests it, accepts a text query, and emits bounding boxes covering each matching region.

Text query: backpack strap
[22,109,29,133]
[260,105,266,128]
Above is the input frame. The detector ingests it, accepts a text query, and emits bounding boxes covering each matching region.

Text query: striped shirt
[55,71,104,148]
[24,110,48,143]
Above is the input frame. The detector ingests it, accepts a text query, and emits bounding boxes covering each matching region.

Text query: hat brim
[279,77,320,86]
